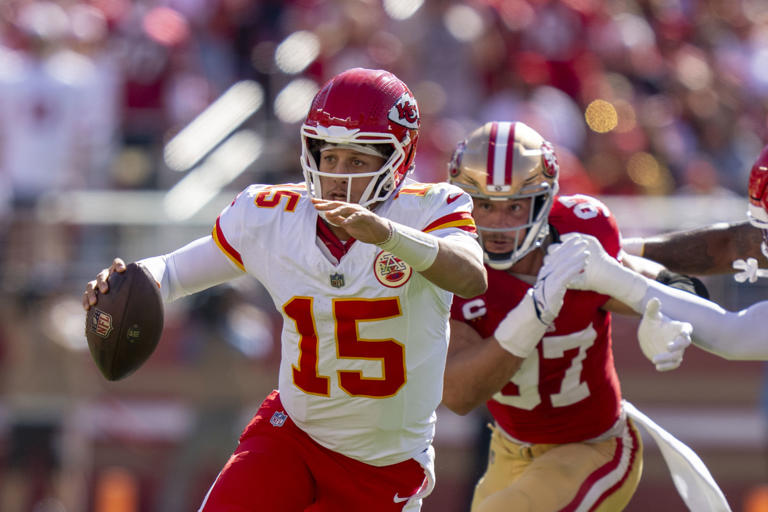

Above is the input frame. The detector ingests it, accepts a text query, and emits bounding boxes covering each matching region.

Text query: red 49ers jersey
[451,194,623,443]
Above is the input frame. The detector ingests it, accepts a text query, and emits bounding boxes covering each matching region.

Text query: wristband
[494,290,548,358]
[376,221,439,272]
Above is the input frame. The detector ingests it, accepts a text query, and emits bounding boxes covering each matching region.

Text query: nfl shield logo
[329,272,345,288]
[270,411,287,427]
[90,309,113,338]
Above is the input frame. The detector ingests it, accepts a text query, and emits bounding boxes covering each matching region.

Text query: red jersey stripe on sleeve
[212,217,246,272]
[423,211,477,234]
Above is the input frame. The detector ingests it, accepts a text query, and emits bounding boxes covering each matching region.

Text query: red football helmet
[448,121,559,269]
[748,144,768,257]
[301,68,420,208]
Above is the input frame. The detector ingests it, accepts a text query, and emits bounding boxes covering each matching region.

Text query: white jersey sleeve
[135,187,259,302]
[639,280,768,360]
[138,236,243,303]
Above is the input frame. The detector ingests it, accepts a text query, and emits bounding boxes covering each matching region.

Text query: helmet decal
[448,140,466,178]
[389,92,419,129]
[541,141,559,178]
[486,121,515,192]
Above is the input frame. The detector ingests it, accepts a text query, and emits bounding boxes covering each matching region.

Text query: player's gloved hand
[494,236,587,358]
[732,257,768,283]
[560,233,649,310]
[532,235,589,325]
[638,297,692,371]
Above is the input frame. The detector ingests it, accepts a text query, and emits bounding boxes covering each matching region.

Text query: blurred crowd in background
[1,0,768,511]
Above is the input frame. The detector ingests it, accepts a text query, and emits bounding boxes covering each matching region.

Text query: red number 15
[283,297,406,399]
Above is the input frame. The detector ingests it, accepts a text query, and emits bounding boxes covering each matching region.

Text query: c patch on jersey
[373,251,412,288]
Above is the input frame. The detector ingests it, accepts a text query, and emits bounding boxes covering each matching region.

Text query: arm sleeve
[138,235,244,303]
[638,280,768,360]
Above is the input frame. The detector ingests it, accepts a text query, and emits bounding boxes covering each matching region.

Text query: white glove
[560,233,649,311]
[732,257,768,283]
[638,297,692,371]
[533,235,589,325]
[494,236,587,358]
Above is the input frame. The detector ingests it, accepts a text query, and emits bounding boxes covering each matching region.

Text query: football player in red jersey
[622,144,768,280]
[443,121,646,511]
[83,68,487,512]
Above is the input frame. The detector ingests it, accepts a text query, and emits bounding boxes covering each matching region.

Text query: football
[85,262,164,381]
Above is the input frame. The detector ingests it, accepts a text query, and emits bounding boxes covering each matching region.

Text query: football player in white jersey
[83,68,487,512]
[549,145,768,361]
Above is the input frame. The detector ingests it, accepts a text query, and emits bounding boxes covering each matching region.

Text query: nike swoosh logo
[446,193,462,204]
[393,494,411,503]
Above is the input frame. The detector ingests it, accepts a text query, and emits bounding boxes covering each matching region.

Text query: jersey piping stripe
[398,185,432,196]
[561,418,640,512]
[422,211,476,233]
[212,217,246,272]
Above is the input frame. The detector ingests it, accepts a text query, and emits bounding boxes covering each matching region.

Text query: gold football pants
[471,420,643,512]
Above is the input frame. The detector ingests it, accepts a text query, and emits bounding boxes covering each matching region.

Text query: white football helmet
[448,121,559,269]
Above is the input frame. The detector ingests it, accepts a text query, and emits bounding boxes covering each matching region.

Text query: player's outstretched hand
[638,297,692,371]
[312,199,391,244]
[83,258,127,310]
[532,236,589,324]
[732,257,768,283]
[556,233,648,310]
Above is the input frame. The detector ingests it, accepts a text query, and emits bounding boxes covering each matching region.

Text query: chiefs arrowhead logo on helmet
[389,93,419,130]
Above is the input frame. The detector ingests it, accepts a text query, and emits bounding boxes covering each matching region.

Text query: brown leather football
[85,262,164,381]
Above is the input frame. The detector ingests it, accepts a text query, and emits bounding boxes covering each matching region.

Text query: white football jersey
[213,179,477,466]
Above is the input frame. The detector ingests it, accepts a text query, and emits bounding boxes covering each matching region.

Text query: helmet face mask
[448,121,559,270]
[301,128,403,206]
[473,190,556,269]
[300,68,419,208]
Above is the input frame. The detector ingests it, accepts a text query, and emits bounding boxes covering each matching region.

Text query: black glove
[655,269,710,299]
